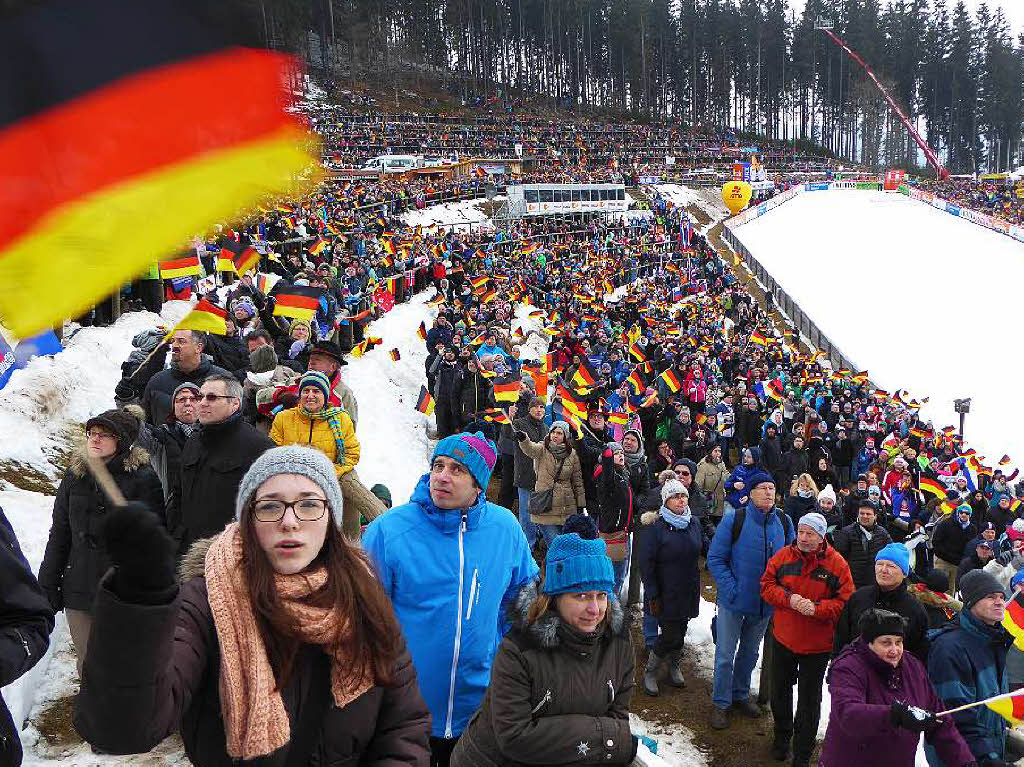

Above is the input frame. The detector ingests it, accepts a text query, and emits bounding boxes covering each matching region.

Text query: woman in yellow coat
[270,370,384,539]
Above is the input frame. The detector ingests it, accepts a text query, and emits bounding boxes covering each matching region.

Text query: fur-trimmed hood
[69,443,151,477]
[509,581,626,649]
[179,535,216,581]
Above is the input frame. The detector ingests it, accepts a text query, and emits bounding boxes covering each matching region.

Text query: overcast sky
[787,0,1024,38]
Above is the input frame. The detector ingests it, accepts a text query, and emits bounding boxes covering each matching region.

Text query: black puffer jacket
[38,445,164,611]
[166,412,274,555]
[451,583,635,767]
[833,580,929,662]
[593,452,634,534]
[0,506,55,767]
[830,521,893,590]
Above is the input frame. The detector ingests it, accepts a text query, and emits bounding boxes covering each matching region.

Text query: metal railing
[720,223,859,374]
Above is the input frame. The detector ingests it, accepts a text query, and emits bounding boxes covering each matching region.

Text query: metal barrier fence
[720,223,860,374]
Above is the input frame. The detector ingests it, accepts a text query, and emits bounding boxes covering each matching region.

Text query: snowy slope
[733,189,1024,465]
[399,196,498,233]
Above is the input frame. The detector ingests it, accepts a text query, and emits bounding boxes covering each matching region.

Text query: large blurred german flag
[0,0,321,336]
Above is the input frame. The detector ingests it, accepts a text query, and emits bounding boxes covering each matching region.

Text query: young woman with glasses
[75,446,431,765]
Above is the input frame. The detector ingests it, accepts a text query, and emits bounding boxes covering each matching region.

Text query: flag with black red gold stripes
[0,0,320,336]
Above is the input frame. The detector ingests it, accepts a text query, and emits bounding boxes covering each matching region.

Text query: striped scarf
[308,406,348,460]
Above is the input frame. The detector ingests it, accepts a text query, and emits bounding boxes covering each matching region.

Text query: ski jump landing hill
[724,181,1024,466]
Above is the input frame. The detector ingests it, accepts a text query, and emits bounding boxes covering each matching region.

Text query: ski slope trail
[734,189,1024,464]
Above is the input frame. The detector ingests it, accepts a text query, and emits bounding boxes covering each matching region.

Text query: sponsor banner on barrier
[805,182,831,191]
[856,182,880,190]
[909,186,1024,244]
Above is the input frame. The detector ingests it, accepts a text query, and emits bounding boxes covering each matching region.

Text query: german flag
[852,371,870,384]
[270,282,322,321]
[544,352,559,373]
[571,359,600,390]
[607,411,628,427]
[749,331,768,346]
[628,339,647,362]
[480,408,510,425]
[475,165,486,178]
[919,476,946,499]
[309,237,329,256]
[765,379,785,401]
[910,426,932,439]
[159,254,202,279]
[350,340,368,358]
[389,348,401,362]
[0,0,319,337]
[695,412,708,425]
[1001,455,1012,466]
[169,298,227,335]
[1005,591,1024,652]
[525,369,548,400]
[659,369,683,393]
[417,321,428,341]
[492,381,520,403]
[557,387,587,421]
[415,385,435,416]
[220,239,259,276]
[987,691,1024,725]
[626,369,646,396]
[873,389,890,402]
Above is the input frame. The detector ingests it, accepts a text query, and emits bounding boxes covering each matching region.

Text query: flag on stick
[415,385,435,415]
[168,298,226,335]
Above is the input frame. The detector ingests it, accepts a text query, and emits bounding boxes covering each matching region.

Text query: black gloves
[102,502,177,604]
[515,430,528,441]
[889,701,939,733]
[995,550,1014,567]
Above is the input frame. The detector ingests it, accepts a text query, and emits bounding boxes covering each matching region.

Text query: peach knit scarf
[204,523,373,760]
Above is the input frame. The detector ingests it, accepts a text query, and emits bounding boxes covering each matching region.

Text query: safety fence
[906,187,1024,244]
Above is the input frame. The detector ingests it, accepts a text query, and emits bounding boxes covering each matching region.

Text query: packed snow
[399,196,498,233]
[733,188,1024,467]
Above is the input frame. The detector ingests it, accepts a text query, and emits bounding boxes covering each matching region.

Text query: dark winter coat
[818,639,973,767]
[759,435,784,481]
[779,447,810,485]
[927,609,1013,763]
[833,581,930,662]
[638,511,707,622]
[38,445,164,612]
[166,412,274,555]
[724,447,764,509]
[136,419,193,498]
[74,539,431,766]
[782,493,817,527]
[592,452,634,534]
[450,584,635,767]
[831,521,893,590]
[458,371,494,425]
[735,408,763,448]
[932,515,978,566]
[577,422,611,507]
[141,358,232,427]
[0,506,55,767]
[512,415,546,491]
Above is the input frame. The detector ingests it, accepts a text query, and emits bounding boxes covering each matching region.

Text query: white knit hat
[661,478,689,504]
[235,446,344,529]
[817,484,837,504]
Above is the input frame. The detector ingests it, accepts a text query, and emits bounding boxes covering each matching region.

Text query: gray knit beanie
[234,446,344,529]
[249,345,279,374]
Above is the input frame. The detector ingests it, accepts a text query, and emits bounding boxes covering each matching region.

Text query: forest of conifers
[252,1,1019,173]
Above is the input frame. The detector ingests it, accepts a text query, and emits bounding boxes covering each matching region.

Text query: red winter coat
[760,541,854,655]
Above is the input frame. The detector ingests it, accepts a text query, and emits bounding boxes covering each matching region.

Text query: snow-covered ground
[733,188,1024,466]
[655,184,727,224]
[399,196,499,233]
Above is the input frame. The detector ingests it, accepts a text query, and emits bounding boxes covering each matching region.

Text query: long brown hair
[239,513,402,692]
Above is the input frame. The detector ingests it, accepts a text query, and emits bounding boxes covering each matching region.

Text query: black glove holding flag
[102,502,177,605]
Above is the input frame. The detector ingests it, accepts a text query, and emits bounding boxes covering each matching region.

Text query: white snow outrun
[734,189,1024,467]
[0,251,704,763]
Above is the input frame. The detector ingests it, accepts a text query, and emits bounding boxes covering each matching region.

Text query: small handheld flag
[389,348,401,362]
[415,385,435,415]
[167,298,227,336]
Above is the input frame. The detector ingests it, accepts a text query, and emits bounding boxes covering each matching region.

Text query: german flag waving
[270,282,323,322]
[415,386,436,416]
[219,238,259,276]
[0,0,319,336]
[169,298,227,335]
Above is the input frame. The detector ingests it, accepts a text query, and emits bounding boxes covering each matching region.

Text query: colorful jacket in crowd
[363,475,539,739]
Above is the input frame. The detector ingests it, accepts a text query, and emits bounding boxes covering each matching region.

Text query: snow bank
[733,188,1024,464]
[400,197,496,233]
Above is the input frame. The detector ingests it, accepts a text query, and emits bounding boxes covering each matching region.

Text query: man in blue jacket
[927,569,1013,766]
[363,432,538,767]
[707,470,794,730]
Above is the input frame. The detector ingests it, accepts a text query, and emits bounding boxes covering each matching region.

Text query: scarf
[548,441,569,460]
[660,506,692,530]
[623,445,645,469]
[307,406,349,461]
[205,524,372,760]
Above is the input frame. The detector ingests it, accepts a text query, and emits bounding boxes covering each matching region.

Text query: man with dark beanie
[928,569,1014,766]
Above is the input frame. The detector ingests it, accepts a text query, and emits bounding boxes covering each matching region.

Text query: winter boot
[665,650,686,688]
[643,652,662,696]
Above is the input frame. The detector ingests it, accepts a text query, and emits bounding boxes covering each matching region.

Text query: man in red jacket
[760,511,854,767]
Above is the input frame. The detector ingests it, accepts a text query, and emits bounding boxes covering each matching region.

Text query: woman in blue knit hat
[451,514,638,767]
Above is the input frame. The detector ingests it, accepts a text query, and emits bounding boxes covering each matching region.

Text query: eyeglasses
[174,395,198,404]
[252,498,328,522]
[198,393,239,403]
[86,429,116,440]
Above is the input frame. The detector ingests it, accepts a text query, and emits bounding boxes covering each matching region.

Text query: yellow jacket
[269,407,359,478]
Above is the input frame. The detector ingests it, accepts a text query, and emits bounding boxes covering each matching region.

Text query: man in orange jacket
[760,511,854,767]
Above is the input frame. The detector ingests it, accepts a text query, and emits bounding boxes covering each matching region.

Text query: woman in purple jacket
[819,609,975,767]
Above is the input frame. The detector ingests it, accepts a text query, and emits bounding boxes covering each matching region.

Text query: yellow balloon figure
[722,181,752,215]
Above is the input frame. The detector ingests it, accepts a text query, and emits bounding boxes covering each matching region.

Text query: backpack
[729,504,794,545]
